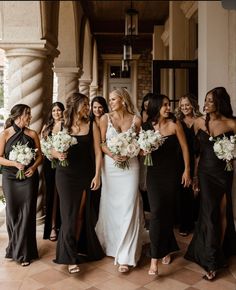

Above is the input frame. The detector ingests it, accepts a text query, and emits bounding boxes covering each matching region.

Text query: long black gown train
[144,122,181,259]
[54,122,105,265]
[2,123,39,263]
[185,130,236,272]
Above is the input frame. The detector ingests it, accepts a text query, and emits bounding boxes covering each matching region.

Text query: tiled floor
[0,222,236,290]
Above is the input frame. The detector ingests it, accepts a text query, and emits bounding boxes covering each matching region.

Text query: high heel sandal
[118,265,129,273]
[161,254,171,265]
[68,264,80,274]
[49,227,57,242]
[21,261,30,267]
[148,268,158,276]
[202,270,216,281]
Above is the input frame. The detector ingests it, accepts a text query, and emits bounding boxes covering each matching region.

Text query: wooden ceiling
[80,0,169,54]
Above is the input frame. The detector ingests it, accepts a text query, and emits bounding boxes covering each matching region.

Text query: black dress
[185,130,236,272]
[144,122,181,259]
[178,122,196,233]
[54,122,105,264]
[2,123,39,263]
[43,130,61,239]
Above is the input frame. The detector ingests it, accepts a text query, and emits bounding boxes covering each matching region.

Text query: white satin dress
[96,115,146,266]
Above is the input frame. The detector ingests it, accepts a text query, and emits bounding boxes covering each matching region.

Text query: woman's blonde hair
[175,94,202,121]
[110,88,135,114]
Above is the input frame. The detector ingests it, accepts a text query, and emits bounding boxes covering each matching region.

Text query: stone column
[79,79,91,97]
[89,85,98,100]
[198,1,229,111]
[169,1,188,101]
[54,67,82,103]
[4,46,57,223]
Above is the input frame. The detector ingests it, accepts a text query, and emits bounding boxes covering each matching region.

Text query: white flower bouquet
[209,134,236,171]
[107,130,140,170]
[9,142,37,180]
[40,137,58,169]
[137,129,166,166]
[51,130,78,167]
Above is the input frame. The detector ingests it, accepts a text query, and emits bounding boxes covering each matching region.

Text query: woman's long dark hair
[5,104,30,129]
[147,93,175,125]
[41,102,65,139]
[140,93,152,118]
[90,96,109,121]
[205,87,233,133]
[64,92,89,133]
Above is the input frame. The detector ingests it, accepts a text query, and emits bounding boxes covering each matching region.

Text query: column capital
[53,67,83,78]
[1,41,59,59]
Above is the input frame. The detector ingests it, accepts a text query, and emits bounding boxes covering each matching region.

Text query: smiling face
[160,97,170,118]
[52,105,63,121]
[180,97,193,116]
[109,92,123,112]
[204,93,216,114]
[92,101,104,118]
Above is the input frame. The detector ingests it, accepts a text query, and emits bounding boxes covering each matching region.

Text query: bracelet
[100,140,106,147]
[193,176,198,180]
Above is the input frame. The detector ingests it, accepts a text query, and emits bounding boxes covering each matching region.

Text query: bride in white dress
[96,88,146,273]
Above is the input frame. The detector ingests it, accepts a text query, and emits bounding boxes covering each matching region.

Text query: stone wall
[137,50,152,112]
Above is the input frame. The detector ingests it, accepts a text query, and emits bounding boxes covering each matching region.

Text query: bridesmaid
[139,93,152,212]
[41,102,65,241]
[52,92,104,274]
[185,87,236,280]
[89,96,109,222]
[175,94,202,236]
[96,88,146,273]
[90,96,109,129]
[0,104,42,266]
[143,93,191,275]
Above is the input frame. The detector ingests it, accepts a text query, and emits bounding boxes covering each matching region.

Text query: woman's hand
[181,169,191,187]
[51,149,67,161]
[90,175,100,190]
[192,176,200,196]
[112,155,128,162]
[25,166,36,178]
[15,162,25,171]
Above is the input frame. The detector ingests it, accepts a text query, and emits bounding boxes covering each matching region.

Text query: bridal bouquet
[209,134,236,171]
[40,137,57,168]
[9,142,37,180]
[51,130,78,167]
[138,129,166,166]
[107,130,140,170]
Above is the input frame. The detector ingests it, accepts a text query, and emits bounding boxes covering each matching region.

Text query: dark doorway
[152,60,198,108]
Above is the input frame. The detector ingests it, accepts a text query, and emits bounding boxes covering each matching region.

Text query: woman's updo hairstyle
[5,104,30,129]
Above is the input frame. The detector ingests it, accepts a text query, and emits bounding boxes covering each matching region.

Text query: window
[110,65,131,79]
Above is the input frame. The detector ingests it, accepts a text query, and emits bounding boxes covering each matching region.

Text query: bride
[96,88,146,273]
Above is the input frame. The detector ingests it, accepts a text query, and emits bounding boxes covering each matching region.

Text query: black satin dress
[43,130,61,240]
[144,122,181,259]
[54,122,105,264]
[178,122,196,233]
[185,130,236,271]
[2,123,39,263]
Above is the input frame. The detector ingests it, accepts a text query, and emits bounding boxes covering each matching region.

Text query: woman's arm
[100,114,112,158]
[175,121,191,187]
[90,121,102,190]
[25,130,43,177]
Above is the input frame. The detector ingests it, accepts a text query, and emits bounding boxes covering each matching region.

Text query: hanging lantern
[123,43,132,61]
[125,8,138,36]
[122,59,129,72]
